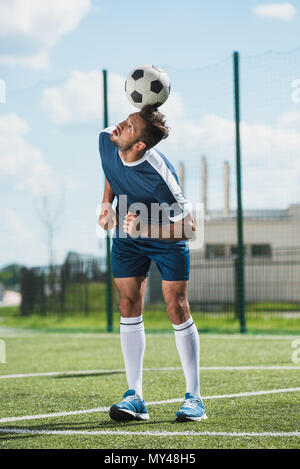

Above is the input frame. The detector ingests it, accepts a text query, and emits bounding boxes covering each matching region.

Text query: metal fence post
[103,69,114,332]
[233,51,246,333]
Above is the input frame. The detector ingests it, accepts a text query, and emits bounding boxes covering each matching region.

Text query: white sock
[120,315,145,398]
[173,317,200,398]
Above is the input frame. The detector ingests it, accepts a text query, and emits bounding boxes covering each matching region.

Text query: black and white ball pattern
[125,65,170,109]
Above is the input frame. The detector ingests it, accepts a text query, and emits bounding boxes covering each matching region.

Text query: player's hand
[98,203,118,231]
[123,211,148,237]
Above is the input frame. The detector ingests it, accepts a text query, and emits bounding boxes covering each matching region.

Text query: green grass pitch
[0,332,299,449]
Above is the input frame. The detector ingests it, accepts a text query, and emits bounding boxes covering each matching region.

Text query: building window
[230,245,250,257]
[205,245,226,259]
[230,246,238,256]
[251,244,271,257]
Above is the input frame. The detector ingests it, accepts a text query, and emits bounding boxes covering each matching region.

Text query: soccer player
[98,104,206,422]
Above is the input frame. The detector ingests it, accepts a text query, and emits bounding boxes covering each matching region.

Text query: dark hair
[139,104,169,149]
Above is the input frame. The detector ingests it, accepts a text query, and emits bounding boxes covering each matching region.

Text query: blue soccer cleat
[175,393,207,422]
[109,389,150,421]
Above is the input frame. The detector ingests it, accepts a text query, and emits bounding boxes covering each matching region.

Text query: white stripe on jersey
[101,127,150,167]
[147,149,192,222]
[101,126,116,134]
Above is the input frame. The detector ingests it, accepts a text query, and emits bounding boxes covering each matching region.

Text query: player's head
[111,105,169,153]
[139,104,169,150]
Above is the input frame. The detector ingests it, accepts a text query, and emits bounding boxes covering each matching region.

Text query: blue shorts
[111,237,190,281]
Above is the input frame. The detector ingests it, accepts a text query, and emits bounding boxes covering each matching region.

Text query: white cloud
[0,50,50,70]
[0,208,45,266]
[253,2,297,20]
[277,110,300,130]
[164,111,300,165]
[42,70,104,125]
[166,113,300,208]
[167,114,234,151]
[0,113,56,195]
[41,70,185,126]
[2,208,36,244]
[0,0,91,69]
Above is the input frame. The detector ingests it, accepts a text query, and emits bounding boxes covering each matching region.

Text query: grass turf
[0,332,299,449]
[1,307,300,334]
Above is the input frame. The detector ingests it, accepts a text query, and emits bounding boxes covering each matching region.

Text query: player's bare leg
[162,280,207,421]
[109,276,149,421]
[162,280,191,325]
[114,276,148,318]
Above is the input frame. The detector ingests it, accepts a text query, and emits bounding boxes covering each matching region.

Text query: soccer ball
[125,65,170,109]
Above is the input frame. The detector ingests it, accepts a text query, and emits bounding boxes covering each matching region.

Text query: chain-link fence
[20,256,109,316]
[19,247,300,334]
[4,48,300,332]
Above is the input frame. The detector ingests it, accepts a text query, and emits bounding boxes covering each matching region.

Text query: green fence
[20,257,110,316]
[19,246,300,333]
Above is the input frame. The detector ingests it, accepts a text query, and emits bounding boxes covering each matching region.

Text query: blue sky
[0,0,300,267]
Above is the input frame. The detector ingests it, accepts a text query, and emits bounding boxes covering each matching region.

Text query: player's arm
[102,177,115,204]
[124,211,196,240]
[98,178,118,230]
[158,212,196,240]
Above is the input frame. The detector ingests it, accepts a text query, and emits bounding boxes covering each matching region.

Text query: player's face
[110,112,146,152]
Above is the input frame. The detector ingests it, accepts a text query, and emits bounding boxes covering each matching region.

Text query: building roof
[203,208,290,221]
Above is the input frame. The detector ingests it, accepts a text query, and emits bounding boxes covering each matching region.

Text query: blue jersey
[98,127,191,241]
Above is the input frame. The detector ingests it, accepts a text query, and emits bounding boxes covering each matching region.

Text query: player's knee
[167,296,189,319]
[119,296,141,317]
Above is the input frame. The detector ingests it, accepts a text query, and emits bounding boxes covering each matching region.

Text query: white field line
[0,428,299,438]
[202,366,300,370]
[202,334,300,341]
[0,387,300,424]
[0,365,299,380]
[0,367,180,380]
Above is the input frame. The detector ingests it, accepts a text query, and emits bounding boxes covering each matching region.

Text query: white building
[202,204,300,255]
[188,204,300,305]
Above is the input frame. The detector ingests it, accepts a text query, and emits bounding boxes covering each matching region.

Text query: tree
[0,264,24,289]
[34,191,65,267]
